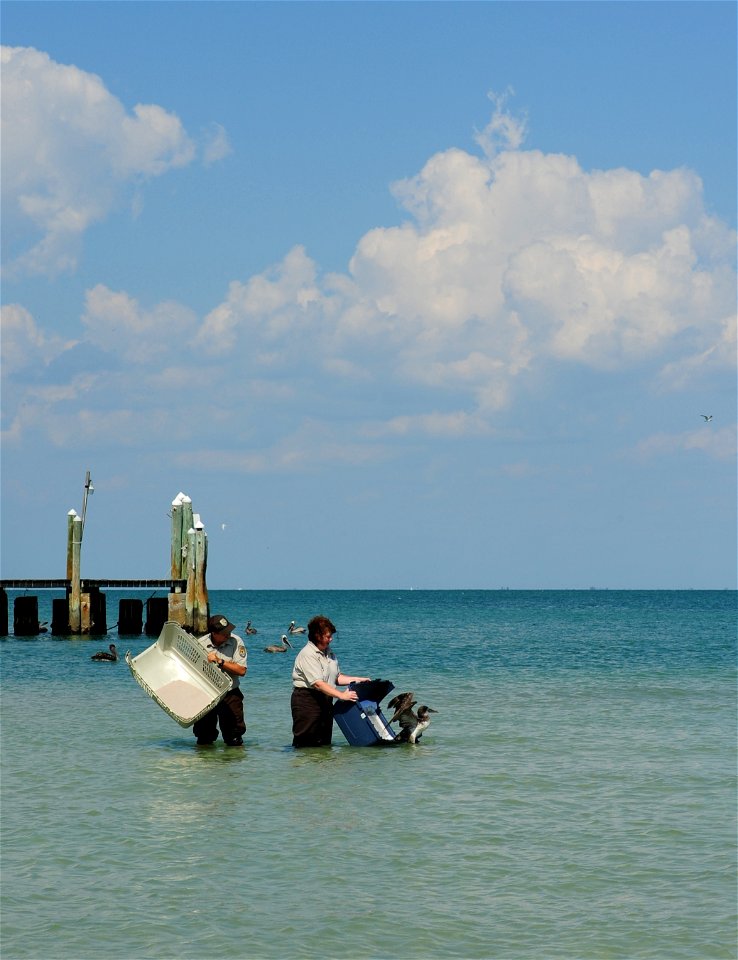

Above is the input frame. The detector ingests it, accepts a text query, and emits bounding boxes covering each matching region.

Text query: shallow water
[2,590,736,959]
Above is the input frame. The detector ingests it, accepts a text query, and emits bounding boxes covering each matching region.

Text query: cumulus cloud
[188,94,734,431]
[3,94,735,463]
[194,245,322,355]
[0,45,225,277]
[82,285,198,363]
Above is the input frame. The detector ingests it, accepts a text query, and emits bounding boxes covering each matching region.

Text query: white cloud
[82,285,198,363]
[634,426,736,462]
[0,303,77,374]
[657,312,737,390]
[474,89,528,159]
[362,410,492,439]
[3,97,735,457]
[0,45,207,277]
[183,99,735,432]
[194,245,322,355]
[202,123,233,166]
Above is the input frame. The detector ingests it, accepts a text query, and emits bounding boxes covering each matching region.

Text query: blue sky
[1,1,736,589]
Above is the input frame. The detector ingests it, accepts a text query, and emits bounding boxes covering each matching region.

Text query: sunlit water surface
[2,590,736,959]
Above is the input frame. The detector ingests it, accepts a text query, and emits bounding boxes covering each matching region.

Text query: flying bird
[91,643,118,662]
[245,621,258,635]
[288,621,306,634]
[700,415,713,422]
[387,692,437,743]
[264,635,292,653]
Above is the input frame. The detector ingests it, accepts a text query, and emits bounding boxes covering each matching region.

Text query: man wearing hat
[193,613,248,746]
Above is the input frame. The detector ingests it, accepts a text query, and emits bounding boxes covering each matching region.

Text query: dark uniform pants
[291,687,333,747]
[193,689,245,745]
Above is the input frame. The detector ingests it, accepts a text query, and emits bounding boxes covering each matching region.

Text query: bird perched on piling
[245,621,258,635]
[288,621,306,634]
[388,692,437,743]
[91,643,118,662]
[264,635,292,653]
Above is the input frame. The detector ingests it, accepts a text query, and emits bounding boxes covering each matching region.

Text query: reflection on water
[1,589,735,960]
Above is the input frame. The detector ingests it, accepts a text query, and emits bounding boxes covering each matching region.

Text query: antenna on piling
[81,470,94,539]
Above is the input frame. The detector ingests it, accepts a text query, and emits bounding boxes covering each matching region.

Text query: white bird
[387,692,437,743]
[264,635,292,653]
[700,414,713,422]
[288,621,306,634]
[91,643,118,662]
[221,523,227,531]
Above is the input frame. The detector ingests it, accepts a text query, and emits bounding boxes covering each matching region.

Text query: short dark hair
[308,615,336,644]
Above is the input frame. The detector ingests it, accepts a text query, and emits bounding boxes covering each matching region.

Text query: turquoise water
[1,590,736,960]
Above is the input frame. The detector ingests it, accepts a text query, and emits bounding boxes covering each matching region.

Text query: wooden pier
[1,481,212,638]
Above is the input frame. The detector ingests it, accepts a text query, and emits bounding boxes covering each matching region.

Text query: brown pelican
[91,643,118,662]
[288,621,306,634]
[264,635,292,653]
[388,692,437,743]
[245,621,258,635]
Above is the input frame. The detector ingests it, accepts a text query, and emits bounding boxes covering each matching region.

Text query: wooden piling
[89,587,107,635]
[145,597,168,636]
[185,525,196,628]
[69,515,82,633]
[0,588,7,636]
[52,597,69,634]
[180,496,193,576]
[119,598,143,635]
[170,494,184,579]
[14,596,40,636]
[194,517,208,634]
[66,509,78,580]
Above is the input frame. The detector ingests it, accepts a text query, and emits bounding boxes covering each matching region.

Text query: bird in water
[91,643,118,662]
[288,621,306,635]
[264,635,292,653]
[245,621,258,635]
[387,692,437,743]
[701,414,713,422]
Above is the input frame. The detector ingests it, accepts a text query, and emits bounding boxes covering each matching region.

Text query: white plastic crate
[126,621,232,727]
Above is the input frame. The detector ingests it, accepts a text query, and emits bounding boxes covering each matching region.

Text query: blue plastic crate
[333,679,397,746]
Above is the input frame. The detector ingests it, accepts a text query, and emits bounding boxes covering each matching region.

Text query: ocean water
[1,589,736,960]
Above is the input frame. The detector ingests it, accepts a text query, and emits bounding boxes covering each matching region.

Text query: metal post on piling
[81,471,94,538]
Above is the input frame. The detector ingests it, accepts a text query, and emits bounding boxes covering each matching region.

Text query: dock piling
[2,485,210,637]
